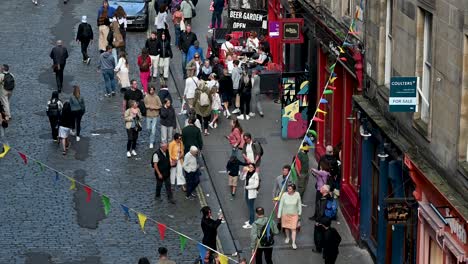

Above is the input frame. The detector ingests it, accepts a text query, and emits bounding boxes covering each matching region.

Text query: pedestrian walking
[158,84,172,104]
[310,162,331,220]
[218,68,233,118]
[157,32,173,82]
[272,165,291,198]
[242,163,259,229]
[76,16,93,64]
[183,146,200,200]
[182,117,203,154]
[115,51,130,92]
[46,91,63,142]
[208,87,221,129]
[144,86,162,149]
[237,71,252,120]
[58,102,74,155]
[172,5,184,47]
[201,206,223,251]
[152,143,176,204]
[98,45,117,97]
[169,133,186,191]
[180,0,195,26]
[145,31,160,81]
[107,21,125,65]
[194,81,212,136]
[226,154,247,197]
[312,185,333,253]
[124,100,142,157]
[242,133,262,169]
[137,48,152,94]
[123,80,144,112]
[226,117,244,157]
[160,98,176,144]
[110,6,127,42]
[0,64,15,119]
[97,0,115,53]
[138,257,151,264]
[187,41,204,63]
[250,70,264,117]
[186,52,202,78]
[0,96,7,138]
[277,183,302,249]
[184,74,198,109]
[157,247,176,264]
[50,40,69,93]
[319,145,341,196]
[206,73,218,91]
[69,85,85,142]
[320,217,342,264]
[179,25,197,78]
[210,0,224,29]
[296,144,310,201]
[198,60,212,81]
[231,60,242,114]
[250,207,279,264]
[155,5,168,36]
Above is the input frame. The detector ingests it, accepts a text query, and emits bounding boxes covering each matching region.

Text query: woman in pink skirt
[137,48,152,94]
[277,183,302,249]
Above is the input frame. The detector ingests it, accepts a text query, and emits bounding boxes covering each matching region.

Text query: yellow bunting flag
[316,108,327,115]
[69,178,76,190]
[138,213,147,233]
[0,144,11,158]
[338,46,345,54]
[219,254,228,264]
[330,77,337,84]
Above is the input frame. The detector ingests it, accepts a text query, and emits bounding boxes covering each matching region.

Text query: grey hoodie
[98,51,115,70]
[250,216,279,248]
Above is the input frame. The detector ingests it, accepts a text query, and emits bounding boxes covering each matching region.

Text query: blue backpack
[324,198,338,219]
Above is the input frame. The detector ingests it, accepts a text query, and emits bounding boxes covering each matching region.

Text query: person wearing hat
[76,16,94,64]
[296,142,310,201]
[320,217,341,264]
[187,40,204,63]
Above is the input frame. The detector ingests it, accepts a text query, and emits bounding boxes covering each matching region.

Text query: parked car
[109,0,150,31]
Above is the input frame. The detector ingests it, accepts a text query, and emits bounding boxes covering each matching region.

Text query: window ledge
[459,161,468,177]
[413,119,431,142]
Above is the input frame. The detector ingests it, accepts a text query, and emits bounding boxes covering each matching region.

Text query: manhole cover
[254,137,267,144]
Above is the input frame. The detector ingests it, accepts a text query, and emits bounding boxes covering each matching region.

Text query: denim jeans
[146,116,160,145]
[174,24,181,47]
[181,51,187,77]
[102,69,116,94]
[245,192,255,224]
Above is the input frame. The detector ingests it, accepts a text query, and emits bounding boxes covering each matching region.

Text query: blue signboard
[389,77,418,112]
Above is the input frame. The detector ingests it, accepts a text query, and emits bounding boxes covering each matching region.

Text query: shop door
[429,238,443,264]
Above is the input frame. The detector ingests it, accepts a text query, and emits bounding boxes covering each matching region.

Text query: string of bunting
[249,15,360,264]
[0,143,238,264]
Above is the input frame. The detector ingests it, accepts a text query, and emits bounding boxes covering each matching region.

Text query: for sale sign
[389,77,418,112]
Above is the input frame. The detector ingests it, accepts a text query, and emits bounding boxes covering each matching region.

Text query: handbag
[209,1,214,11]
[52,64,60,72]
[188,0,196,17]
[180,19,186,31]
[296,220,301,233]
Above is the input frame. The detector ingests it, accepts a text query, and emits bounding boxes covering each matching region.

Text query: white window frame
[461,35,468,162]
[419,10,432,124]
[384,0,393,85]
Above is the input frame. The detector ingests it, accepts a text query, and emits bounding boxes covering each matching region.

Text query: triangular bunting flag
[308,130,317,137]
[320,98,328,104]
[69,178,76,190]
[338,46,345,54]
[323,90,334,95]
[137,213,147,233]
[329,63,336,72]
[313,117,325,123]
[316,108,327,114]
[102,195,111,216]
[340,57,348,62]
[343,41,353,47]
[330,77,337,84]
[0,144,11,158]
[327,86,337,90]
[349,31,360,35]
[121,204,131,220]
[157,223,167,240]
[18,152,28,164]
[179,235,188,251]
[295,155,302,173]
[219,254,228,264]
[290,165,298,183]
[331,72,337,77]
[84,186,92,202]
[197,243,207,260]
[36,161,45,172]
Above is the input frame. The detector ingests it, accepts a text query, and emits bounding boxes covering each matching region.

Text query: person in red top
[172,5,184,47]
[226,117,244,156]
[137,48,152,94]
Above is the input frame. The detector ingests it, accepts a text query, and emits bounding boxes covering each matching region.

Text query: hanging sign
[384,198,414,224]
[228,9,267,29]
[280,18,303,44]
[269,21,280,38]
[389,77,418,112]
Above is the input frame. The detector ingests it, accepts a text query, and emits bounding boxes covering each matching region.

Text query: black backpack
[3,73,15,91]
[46,99,61,117]
[257,223,274,247]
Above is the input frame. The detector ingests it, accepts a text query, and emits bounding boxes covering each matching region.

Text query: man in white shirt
[184,75,198,108]
[221,35,234,57]
[242,133,262,171]
[183,146,200,200]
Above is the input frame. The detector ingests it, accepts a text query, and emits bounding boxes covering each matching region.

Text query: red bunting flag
[84,186,92,202]
[157,223,167,240]
[313,117,325,123]
[18,152,28,164]
[340,57,348,62]
[327,86,336,90]
[295,155,302,173]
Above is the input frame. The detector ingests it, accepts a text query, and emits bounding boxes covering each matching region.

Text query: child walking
[226,154,247,199]
[209,87,221,129]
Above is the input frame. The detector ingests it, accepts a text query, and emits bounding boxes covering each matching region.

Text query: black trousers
[55,64,65,91]
[156,175,173,199]
[255,247,273,264]
[126,128,139,151]
[240,93,251,115]
[197,114,211,130]
[80,40,90,60]
[314,225,325,252]
[48,116,59,140]
[324,252,338,264]
[71,111,83,136]
[185,170,200,197]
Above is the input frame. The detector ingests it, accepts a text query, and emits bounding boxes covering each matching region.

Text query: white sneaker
[292,243,297,249]
[246,115,250,120]
[301,203,307,207]
[126,151,131,158]
[214,123,218,128]
[285,238,290,244]
[249,112,255,117]
[131,150,137,156]
[86,58,91,64]
[70,130,76,136]
[149,143,154,149]
[208,122,214,129]
[242,224,252,229]
[244,220,250,225]
[238,115,245,120]
[232,109,240,114]
[76,136,80,142]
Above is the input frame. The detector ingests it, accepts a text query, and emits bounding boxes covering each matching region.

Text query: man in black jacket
[179,25,197,78]
[201,206,223,251]
[76,16,94,64]
[182,117,203,154]
[145,31,160,80]
[318,145,341,193]
[49,40,69,93]
[152,143,175,204]
[321,217,341,264]
[313,185,333,253]
[157,32,173,82]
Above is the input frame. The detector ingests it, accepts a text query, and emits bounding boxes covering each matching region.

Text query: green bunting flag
[290,165,298,183]
[102,195,111,216]
[323,90,334,95]
[36,161,44,172]
[329,63,336,73]
[179,235,188,251]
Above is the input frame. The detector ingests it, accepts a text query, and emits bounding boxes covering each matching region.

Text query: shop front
[405,155,468,264]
